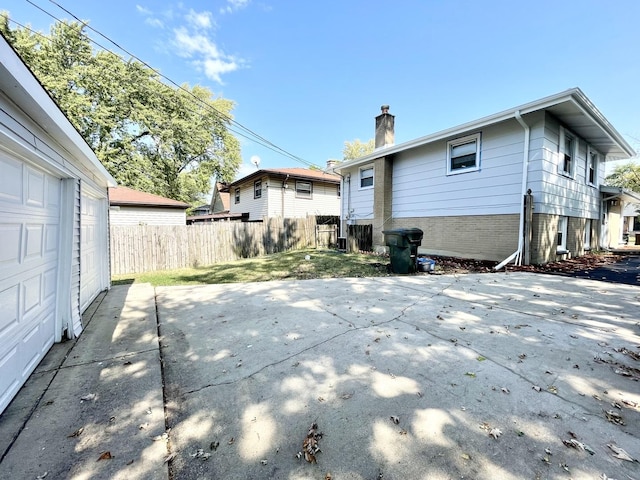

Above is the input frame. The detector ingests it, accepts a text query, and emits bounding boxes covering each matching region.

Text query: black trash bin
[383,228,424,274]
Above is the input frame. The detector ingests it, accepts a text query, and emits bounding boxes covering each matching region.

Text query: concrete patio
[1,271,638,479]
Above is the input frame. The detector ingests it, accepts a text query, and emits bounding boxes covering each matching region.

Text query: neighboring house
[109,186,189,226]
[228,168,341,221]
[210,181,230,214]
[0,36,116,413]
[335,89,635,266]
[187,182,248,223]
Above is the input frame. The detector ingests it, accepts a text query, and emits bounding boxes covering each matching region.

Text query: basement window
[557,216,568,253]
[447,133,480,174]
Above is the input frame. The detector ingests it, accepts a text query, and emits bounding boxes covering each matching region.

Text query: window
[337,183,341,198]
[559,127,575,177]
[584,219,592,250]
[557,216,568,252]
[296,180,312,199]
[586,147,598,185]
[254,180,262,199]
[447,133,481,174]
[360,166,374,189]
[234,188,240,204]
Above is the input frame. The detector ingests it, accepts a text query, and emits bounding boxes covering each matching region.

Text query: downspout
[495,110,530,270]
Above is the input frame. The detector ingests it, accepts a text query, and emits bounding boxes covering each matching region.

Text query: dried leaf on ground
[163,453,176,464]
[461,453,471,460]
[501,387,510,394]
[190,449,211,460]
[604,410,625,425]
[80,393,97,402]
[67,427,84,438]
[562,438,595,455]
[301,422,323,464]
[260,459,268,465]
[36,472,48,479]
[532,385,541,392]
[340,392,353,400]
[607,444,635,462]
[228,437,235,445]
[477,356,486,361]
[489,428,502,439]
[97,451,112,461]
[210,441,219,451]
[465,372,476,378]
[390,415,400,425]
[325,473,332,480]
[547,385,558,394]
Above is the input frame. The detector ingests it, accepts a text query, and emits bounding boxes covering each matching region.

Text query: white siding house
[109,186,189,226]
[230,168,341,221]
[336,89,635,265]
[0,36,116,414]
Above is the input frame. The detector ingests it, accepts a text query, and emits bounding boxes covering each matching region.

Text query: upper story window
[586,147,598,186]
[296,180,312,199]
[234,188,240,204]
[254,180,262,199]
[337,183,341,197]
[557,216,568,252]
[559,127,575,177]
[447,133,481,174]
[360,166,374,189]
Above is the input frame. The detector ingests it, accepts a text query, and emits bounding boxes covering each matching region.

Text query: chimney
[375,104,394,150]
[326,159,338,171]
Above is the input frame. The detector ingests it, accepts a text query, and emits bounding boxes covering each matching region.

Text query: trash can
[383,228,424,274]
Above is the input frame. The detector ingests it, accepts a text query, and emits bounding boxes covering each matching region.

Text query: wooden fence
[347,224,373,252]
[110,217,318,275]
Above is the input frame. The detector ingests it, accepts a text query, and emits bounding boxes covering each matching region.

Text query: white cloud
[136,4,164,28]
[235,161,260,180]
[172,26,242,84]
[185,9,214,30]
[220,0,250,14]
[136,5,151,14]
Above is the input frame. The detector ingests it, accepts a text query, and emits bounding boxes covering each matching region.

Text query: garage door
[0,153,60,414]
[79,189,104,312]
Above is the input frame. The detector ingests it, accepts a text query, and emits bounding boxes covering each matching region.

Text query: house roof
[601,186,640,204]
[336,88,636,172]
[0,34,116,187]
[211,182,231,212]
[229,168,340,187]
[109,186,190,208]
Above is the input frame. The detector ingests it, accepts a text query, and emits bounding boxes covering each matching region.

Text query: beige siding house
[336,89,635,266]
[229,168,340,221]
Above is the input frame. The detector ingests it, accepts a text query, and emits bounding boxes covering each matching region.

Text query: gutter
[495,110,530,270]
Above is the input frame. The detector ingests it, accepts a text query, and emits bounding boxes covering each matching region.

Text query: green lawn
[111,248,389,286]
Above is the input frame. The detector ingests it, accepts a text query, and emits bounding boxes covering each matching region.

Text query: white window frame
[586,146,598,186]
[557,216,568,253]
[254,180,262,199]
[234,188,240,204]
[359,166,374,189]
[584,218,592,251]
[295,180,312,199]
[558,127,575,178]
[447,133,481,175]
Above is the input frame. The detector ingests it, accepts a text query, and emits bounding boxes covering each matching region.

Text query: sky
[4,0,640,182]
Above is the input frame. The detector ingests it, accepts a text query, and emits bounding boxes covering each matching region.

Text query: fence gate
[315,224,337,248]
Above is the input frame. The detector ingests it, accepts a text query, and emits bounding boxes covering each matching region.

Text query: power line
[13,0,319,168]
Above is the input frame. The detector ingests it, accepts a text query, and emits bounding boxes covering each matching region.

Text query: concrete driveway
[1,272,639,479]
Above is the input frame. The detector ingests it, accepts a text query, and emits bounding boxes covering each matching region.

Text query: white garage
[0,36,115,414]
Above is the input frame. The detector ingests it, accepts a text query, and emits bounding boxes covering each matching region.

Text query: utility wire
[14,0,319,168]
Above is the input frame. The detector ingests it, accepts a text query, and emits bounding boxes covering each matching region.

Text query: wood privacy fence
[110,217,320,275]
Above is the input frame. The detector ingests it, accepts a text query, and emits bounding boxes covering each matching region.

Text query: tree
[0,15,240,204]
[343,138,374,161]
[605,162,640,193]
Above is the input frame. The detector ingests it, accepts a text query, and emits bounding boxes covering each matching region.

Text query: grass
[111,248,390,286]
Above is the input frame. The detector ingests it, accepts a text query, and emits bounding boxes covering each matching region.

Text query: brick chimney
[375,105,394,150]
[326,159,338,171]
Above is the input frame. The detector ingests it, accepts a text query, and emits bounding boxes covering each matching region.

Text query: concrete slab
[1,273,638,480]
[156,273,640,480]
[0,284,168,480]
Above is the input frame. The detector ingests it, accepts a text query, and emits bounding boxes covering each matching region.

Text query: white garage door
[79,189,104,312]
[0,153,60,414]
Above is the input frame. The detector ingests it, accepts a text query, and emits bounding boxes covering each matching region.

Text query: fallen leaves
[489,428,502,440]
[604,409,625,426]
[80,393,97,403]
[97,451,112,461]
[190,449,211,460]
[298,422,323,464]
[607,443,636,462]
[390,416,400,425]
[67,427,84,438]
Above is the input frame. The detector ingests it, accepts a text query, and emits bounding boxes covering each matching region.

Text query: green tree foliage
[343,138,374,161]
[605,162,640,193]
[1,15,240,204]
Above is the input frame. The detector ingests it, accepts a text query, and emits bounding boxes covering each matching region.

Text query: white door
[0,153,60,414]
[79,189,105,312]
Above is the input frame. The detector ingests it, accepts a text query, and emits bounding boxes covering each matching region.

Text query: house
[335,89,635,266]
[0,35,116,413]
[108,186,189,226]
[228,167,341,221]
[186,182,249,223]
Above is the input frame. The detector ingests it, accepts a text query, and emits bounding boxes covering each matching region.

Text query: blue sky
[5,0,640,180]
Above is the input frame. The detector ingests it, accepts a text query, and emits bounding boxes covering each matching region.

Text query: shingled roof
[108,186,189,208]
[229,168,340,187]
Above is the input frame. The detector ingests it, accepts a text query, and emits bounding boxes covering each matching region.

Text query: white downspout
[495,111,530,270]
